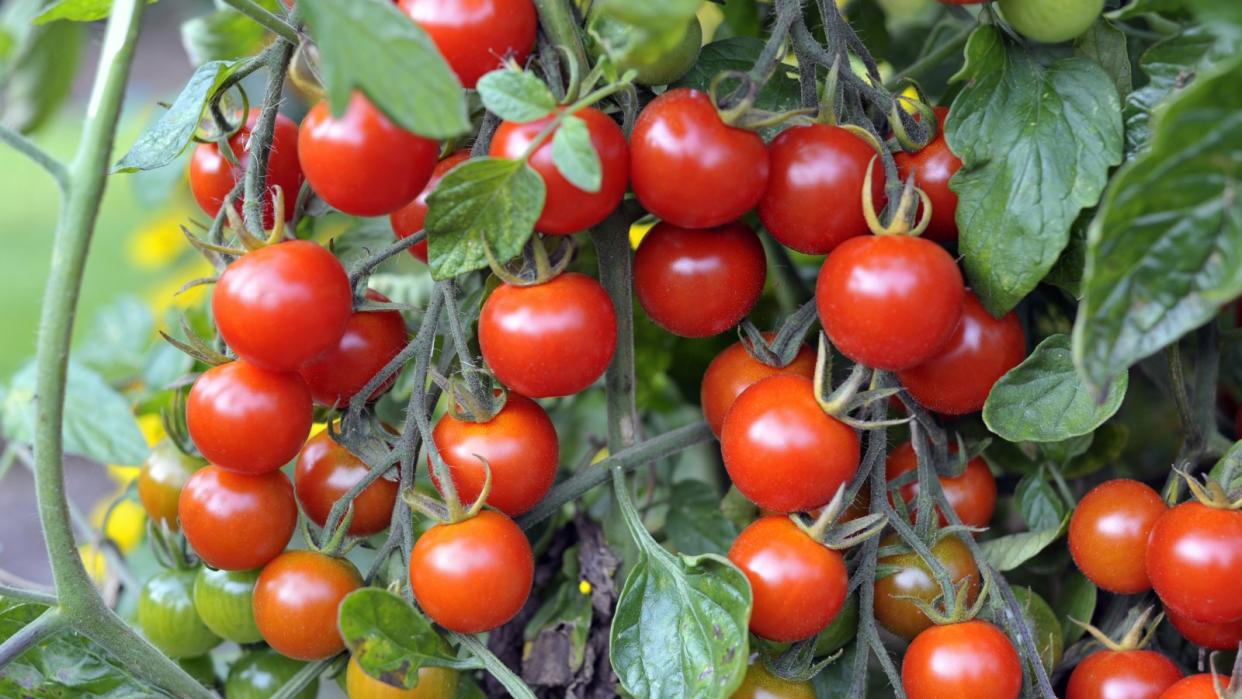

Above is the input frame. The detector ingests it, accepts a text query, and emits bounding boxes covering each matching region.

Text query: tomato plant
[253,550,362,661]
[390,150,470,263]
[1147,502,1242,623]
[1065,649,1183,699]
[731,661,815,699]
[294,428,399,537]
[189,109,302,228]
[997,0,1105,44]
[873,534,981,640]
[137,439,205,531]
[700,335,816,437]
[902,620,1022,699]
[893,107,961,242]
[226,648,318,699]
[179,465,297,571]
[297,290,408,407]
[1160,675,1231,699]
[885,441,998,528]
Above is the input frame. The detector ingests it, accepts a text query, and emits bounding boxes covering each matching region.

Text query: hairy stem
[0,124,69,192]
[0,608,63,669]
[241,40,295,239]
[219,0,302,44]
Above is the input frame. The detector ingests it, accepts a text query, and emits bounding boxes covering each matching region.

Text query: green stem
[0,124,69,192]
[532,0,587,85]
[589,205,642,449]
[0,607,63,668]
[450,632,537,699]
[0,583,57,607]
[269,656,337,699]
[241,40,295,239]
[219,0,301,45]
[884,24,972,90]
[1167,342,1202,455]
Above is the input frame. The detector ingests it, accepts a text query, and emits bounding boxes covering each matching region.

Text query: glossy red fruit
[489,107,628,235]
[630,88,769,229]
[1160,674,1230,699]
[1068,479,1166,595]
[186,361,312,475]
[409,510,534,633]
[1147,502,1242,623]
[431,393,559,516]
[721,375,860,513]
[179,465,297,571]
[816,234,965,370]
[902,621,1022,699]
[1165,607,1242,650]
[295,429,399,538]
[399,0,537,89]
[633,221,766,337]
[298,291,408,407]
[190,110,302,228]
[896,292,1025,415]
[298,93,439,216]
[895,107,962,242]
[1066,649,1183,699]
[699,336,816,437]
[478,273,617,398]
[253,551,361,660]
[727,516,847,643]
[759,124,885,255]
[390,150,470,263]
[884,441,997,529]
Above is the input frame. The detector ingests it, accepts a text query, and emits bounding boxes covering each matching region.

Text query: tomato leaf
[338,588,475,690]
[425,157,546,280]
[1107,0,1189,21]
[1,0,83,133]
[1062,422,1129,478]
[663,480,740,557]
[299,0,468,140]
[1072,53,1242,393]
[984,335,1128,443]
[1074,20,1132,98]
[674,37,800,117]
[551,114,603,194]
[1053,572,1097,645]
[180,4,277,65]
[948,25,1123,316]
[33,0,156,24]
[74,296,154,382]
[1123,27,1221,157]
[113,60,233,173]
[1208,439,1242,494]
[475,69,557,123]
[979,517,1068,572]
[1014,472,1067,531]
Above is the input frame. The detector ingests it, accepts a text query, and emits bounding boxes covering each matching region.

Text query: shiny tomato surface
[700,335,816,437]
[179,465,297,571]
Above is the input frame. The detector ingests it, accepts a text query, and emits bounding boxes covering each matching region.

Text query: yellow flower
[79,545,108,585]
[92,495,147,554]
[629,222,653,250]
[578,579,593,595]
[146,258,215,317]
[128,211,191,269]
[106,413,166,483]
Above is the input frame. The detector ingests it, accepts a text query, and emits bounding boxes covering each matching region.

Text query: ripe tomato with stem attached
[298,291,408,407]
[874,534,980,640]
[902,620,1022,699]
[189,109,302,228]
[253,550,362,661]
[179,465,297,571]
[1068,479,1166,595]
[884,441,997,529]
[633,221,766,338]
[390,150,470,264]
[346,657,460,699]
[398,0,537,89]
[894,107,962,242]
[1066,648,1183,699]
[137,439,205,531]
[1146,502,1242,623]
[295,428,399,538]
[700,335,816,438]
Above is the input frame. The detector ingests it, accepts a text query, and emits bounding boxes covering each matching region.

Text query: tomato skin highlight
[179,465,297,571]
[346,657,459,699]
[1066,649,1183,699]
[901,620,1022,699]
[213,240,353,372]
[193,567,263,644]
[399,0,537,89]
[1068,479,1166,594]
[137,439,205,531]
[138,568,221,658]
[295,429,399,537]
[189,109,302,227]
[299,93,439,216]
[390,150,470,263]
[884,441,997,528]
[186,360,312,475]
[489,107,629,235]
[727,516,847,642]
[700,336,816,438]
[630,88,769,229]
[253,550,362,661]
[298,291,408,407]
[721,375,860,513]
[894,107,962,242]
[479,273,617,398]
[431,393,558,516]
[873,534,980,640]
[896,292,1025,415]
[1159,674,1230,699]
[1165,606,1242,650]
[1147,502,1242,623]
[633,221,767,338]
[759,124,885,255]
[409,510,534,633]
[816,234,965,370]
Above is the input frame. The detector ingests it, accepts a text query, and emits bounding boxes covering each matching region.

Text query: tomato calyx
[192,84,250,146]
[485,234,575,287]
[889,88,939,153]
[896,541,991,627]
[1179,469,1242,510]
[812,335,910,430]
[405,453,494,525]
[159,316,230,368]
[1073,606,1163,653]
[737,302,819,369]
[863,164,933,237]
[709,70,816,130]
[797,485,888,549]
[430,370,509,424]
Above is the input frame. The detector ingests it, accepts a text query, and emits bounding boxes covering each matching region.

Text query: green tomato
[177,654,218,689]
[814,594,858,656]
[226,648,318,699]
[193,567,263,644]
[589,14,702,86]
[1008,586,1063,673]
[997,0,1104,43]
[137,569,221,658]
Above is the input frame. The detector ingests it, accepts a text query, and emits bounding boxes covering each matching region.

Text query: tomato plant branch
[441,280,489,412]
[219,0,302,45]
[590,204,644,448]
[532,0,588,91]
[450,631,537,699]
[0,124,69,193]
[269,656,340,699]
[0,583,56,608]
[0,607,64,669]
[241,40,296,239]
[347,231,424,290]
[884,24,973,90]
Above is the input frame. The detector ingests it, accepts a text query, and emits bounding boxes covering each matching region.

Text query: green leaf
[979,517,1068,572]
[984,335,1128,442]
[475,69,556,123]
[1074,20,1132,98]
[425,157,545,280]
[664,480,740,557]
[75,296,154,382]
[1062,422,1129,478]
[1014,472,1067,531]
[1107,0,1188,20]
[610,547,751,697]
[1123,28,1220,156]
[180,6,271,65]
[1072,54,1242,392]
[1208,439,1242,494]
[522,546,593,681]
[0,11,83,133]
[2,360,148,465]
[299,0,468,139]
[338,588,474,690]
[1053,572,1097,645]
[673,36,800,116]
[947,26,1123,316]
[113,60,233,173]
[551,114,603,194]
[33,0,155,24]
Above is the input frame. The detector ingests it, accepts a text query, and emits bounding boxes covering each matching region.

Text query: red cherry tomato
[728,515,847,642]
[759,124,885,255]
[816,234,965,370]
[721,375,860,513]
[430,392,559,516]
[298,291,408,407]
[1165,607,1242,650]
[390,150,470,263]
[700,335,816,437]
[896,291,1025,415]
[186,360,312,475]
[1068,479,1166,595]
[902,621,1022,699]
[294,429,399,538]
[179,465,296,571]
[213,240,353,372]
[299,93,439,216]
[137,440,205,531]
[633,221,767,337]
[884,441,997,529]
[1160,674,1230,699]
[253,550,361,660]
[398,0,537,89]
[895,107,962,242]
[409,510,533,633]
[478,273,617,398]
[189,109,302,228]
[489,107,629,235]
[1066,649,1183,699]
[630,88,769,229]
[1147,502,1242,623]
[874,534,980,640]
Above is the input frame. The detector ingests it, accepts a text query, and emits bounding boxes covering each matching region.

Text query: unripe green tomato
[177,654,218,689]
[1007,586,1063,673]
[193,567,263,643]
[814,593,858,656]
[137,569,221,658]
[589,15,702,86]
[997,0,1104,43]
[226,648,318,699]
